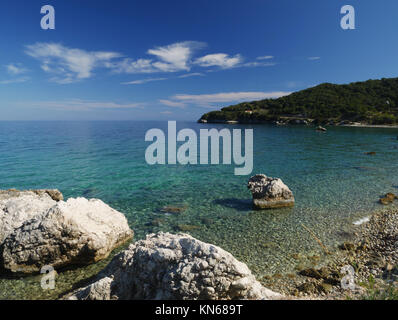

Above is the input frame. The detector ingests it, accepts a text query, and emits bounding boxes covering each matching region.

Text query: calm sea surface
[0,121,397,299]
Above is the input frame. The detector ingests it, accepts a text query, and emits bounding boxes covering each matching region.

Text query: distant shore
[199,119,398,129]
[340,124,398,129]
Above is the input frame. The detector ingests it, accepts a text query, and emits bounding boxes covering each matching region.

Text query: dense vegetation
[199,77,398,125]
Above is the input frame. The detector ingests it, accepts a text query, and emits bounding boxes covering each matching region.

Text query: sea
[0,121,397,299]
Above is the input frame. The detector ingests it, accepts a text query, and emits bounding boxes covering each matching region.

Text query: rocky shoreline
[260,206,398,300]
[1,188,398,300]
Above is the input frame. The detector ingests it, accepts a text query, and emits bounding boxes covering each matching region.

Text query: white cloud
[148,41,205,72]
[0,77,29,85]
[108,58,157,74]
[308,56,321,60]
[26,99,145,111]
[112,41,205,74]
[178,72,204,78]
[159,99,187,108]
[256,55,274,60]
[6,63,28,75]
[25,43,121,83]
[242,61,276,68]
[160,111,173,114]
[122,77,168,85]
[162,91,291,108]
[194,53,242,69]
[24,41,279,83]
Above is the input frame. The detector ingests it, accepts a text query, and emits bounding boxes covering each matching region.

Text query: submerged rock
[0,190,133,274]
[158,205,187,215]
[379,193,397,205]
[176,224,200,232]
[66,232,283,300]
[247,174,295,209]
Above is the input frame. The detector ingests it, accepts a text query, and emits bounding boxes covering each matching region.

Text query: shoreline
[262,204,398,300]
[199,120,398,129]
[341,124,398,129]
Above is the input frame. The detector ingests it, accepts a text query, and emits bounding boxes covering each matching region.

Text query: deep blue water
[0,121,398,299]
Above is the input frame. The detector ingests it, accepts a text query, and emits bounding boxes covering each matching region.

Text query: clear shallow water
[0,121,398,299]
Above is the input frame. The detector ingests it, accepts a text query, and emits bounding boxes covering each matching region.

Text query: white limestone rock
[66,232,283,300]
[0,190,58,244]
[0,191,133,274]
[248,174,295,209]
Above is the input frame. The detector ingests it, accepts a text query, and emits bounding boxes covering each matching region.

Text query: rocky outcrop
[0,190,58,244]
[66,232,283,300]
[247,174,295,209]
[0,190,133,274]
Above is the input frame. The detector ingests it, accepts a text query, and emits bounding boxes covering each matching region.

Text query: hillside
[199,77,398,125]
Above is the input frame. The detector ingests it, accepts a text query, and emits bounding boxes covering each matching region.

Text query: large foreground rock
[66,232,283,300]
[248,174,295,209]
[0,190,133,274]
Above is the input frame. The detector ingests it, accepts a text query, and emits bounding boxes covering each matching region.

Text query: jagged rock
[66,232,283,300]
[0,191,133,274]
[32,189,64,201]
[0,190,57,244]
[247,174,295,209]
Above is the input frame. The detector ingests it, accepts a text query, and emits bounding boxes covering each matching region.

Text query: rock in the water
[159,205,187,215]
[379,193,397,205]
[247,174,295,209]
[316,126,327,132]
[0,191,133,274]
[66,232,283,300]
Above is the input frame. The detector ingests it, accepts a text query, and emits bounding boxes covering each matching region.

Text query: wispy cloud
[1,63,30,84]
[194,53,242,69]
[161,91,291,108]
[25,43,121,83]
[308,56,321,61]
[159,99,187,108]
[24,41,281,84]
[25,99,145,111]
[122,77,167,85]
[160,111,173,114]
[6,63,28,75]
[178,72,204,78]
[0,77,29,85]
[242,61,276,68]
[256,55,274,60]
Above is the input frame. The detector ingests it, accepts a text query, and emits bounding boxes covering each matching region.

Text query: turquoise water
[0,121,398,299]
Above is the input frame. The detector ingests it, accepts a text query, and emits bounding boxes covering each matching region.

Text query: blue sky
[0,0,397,120]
